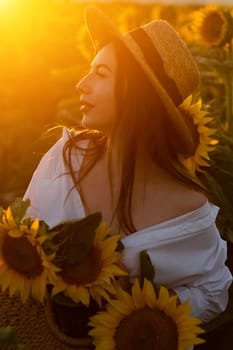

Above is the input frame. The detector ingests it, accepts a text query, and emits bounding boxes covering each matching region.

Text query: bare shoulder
[168,181,207,215]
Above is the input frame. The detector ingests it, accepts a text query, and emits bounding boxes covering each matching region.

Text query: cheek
[98,103,116,126]
[101,89,117,120]
[82,98,116,131]
[82,81,117,131]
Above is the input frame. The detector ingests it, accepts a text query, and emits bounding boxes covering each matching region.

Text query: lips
[80,100,94,113]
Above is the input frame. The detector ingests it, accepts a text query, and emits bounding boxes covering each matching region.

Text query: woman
[24,7,232,326]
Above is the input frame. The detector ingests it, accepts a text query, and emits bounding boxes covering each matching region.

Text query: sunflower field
[1,1,233,348]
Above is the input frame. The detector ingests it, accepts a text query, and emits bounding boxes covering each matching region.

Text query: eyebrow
[91,63,112,72]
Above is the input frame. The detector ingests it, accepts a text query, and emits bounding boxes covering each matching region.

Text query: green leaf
[54,212,102,266]
[0,326,17,346]
[37,220,50,236]
[51,292,80,308]
[22,217,33,228]
[203,304,233,333]
[69,212,102,240]
[139,250,155,284]
[116,240,124,252]
[10,198,30,225]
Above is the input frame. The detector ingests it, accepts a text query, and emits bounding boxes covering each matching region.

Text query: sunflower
[0,207,59,303]
[51,222,127,307]
[178,96,216,175]
[192,4,233,48]
[89,279,204,350]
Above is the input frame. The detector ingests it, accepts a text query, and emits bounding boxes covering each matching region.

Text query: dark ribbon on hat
[129,27,183,106]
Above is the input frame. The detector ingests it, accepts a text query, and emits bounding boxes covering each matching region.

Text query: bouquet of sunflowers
[0,199,204,350]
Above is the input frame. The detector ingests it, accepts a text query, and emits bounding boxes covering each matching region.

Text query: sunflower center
[202,12,225,43]
[2,234,43,278]
[60,246,102,286]
[115,307,177,350]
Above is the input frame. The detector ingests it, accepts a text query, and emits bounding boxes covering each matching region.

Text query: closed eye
[96,67,107,77]
[92,63,112,77]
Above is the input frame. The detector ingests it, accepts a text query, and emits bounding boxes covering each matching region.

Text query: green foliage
[0,327,19,348]
[199,134,233,242]
[10,197,30,225]
[51,212,102,266]
[139,250,155,284]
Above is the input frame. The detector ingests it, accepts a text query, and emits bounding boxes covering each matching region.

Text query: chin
[82,116,112,134]
[82,115,96,130]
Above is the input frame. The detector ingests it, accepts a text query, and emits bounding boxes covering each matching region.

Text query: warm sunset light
[0,0,13,6]
[0,0,233,244]
[0,2,233,349]
[0,0,17,13]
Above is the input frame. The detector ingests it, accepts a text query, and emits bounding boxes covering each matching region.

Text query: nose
[76,75,91,94]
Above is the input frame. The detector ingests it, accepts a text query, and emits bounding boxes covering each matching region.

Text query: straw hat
[85,7,201,154]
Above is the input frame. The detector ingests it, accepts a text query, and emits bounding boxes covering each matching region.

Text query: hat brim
[86,7,122,49]
[85,7,194,153]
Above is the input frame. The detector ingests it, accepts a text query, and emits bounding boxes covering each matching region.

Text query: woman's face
[76,43,117,134]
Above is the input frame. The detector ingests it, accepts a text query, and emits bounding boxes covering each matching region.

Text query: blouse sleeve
[171,227,231,323]
[121,203,233,323]
[23,128,86,227]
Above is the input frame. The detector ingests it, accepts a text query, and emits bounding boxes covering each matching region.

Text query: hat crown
[139,19,200,101]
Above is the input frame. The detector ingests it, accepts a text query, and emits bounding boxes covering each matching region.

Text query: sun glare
[0,0,15,7]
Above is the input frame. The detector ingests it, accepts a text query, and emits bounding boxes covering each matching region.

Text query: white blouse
[23,128,232,324]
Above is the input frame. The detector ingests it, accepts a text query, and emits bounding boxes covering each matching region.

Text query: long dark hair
[63,39,208,234]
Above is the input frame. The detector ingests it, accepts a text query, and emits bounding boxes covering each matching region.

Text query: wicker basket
[0,290,94,349]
